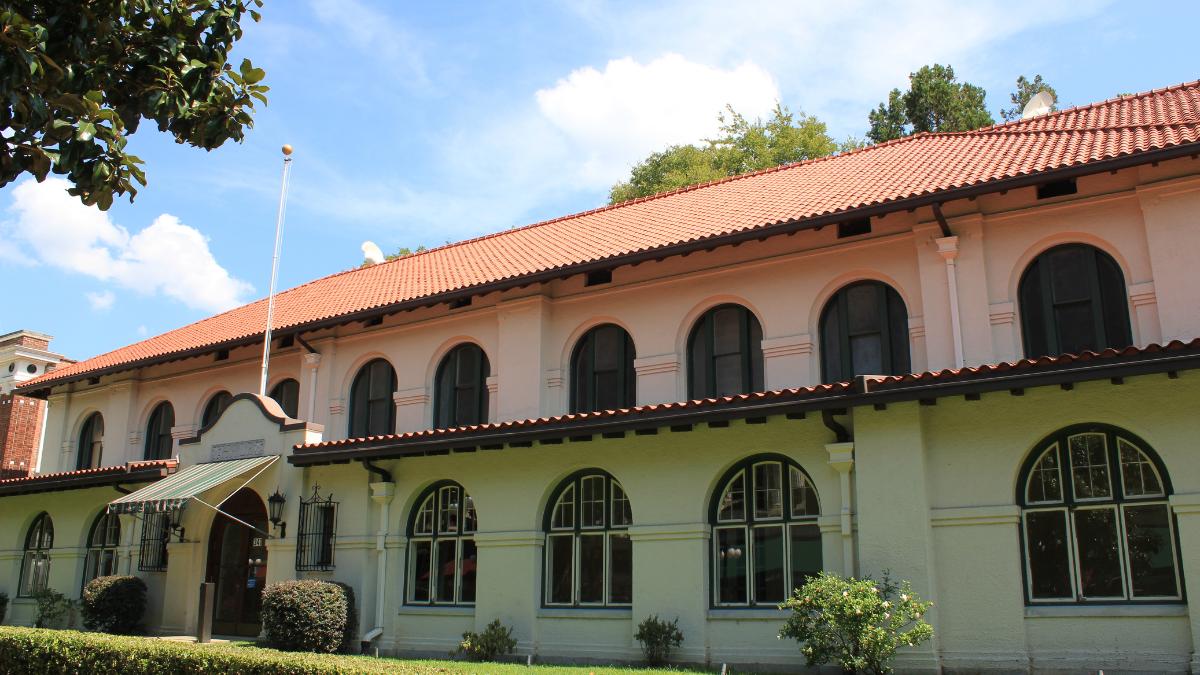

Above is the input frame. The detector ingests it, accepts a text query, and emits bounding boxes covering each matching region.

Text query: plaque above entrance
[211,439,266,462]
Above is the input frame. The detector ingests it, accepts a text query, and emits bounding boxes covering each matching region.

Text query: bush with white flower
[778,571,933,675]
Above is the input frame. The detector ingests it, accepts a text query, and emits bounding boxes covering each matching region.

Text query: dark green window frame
[1016,423,1183,605]
[405,480,478,606]
[543,470,633,608]
[18,512,53,597]
[434,344,490,428]
[687,304,764,399]
[570,324,636,413]
[144,402,174,461]
[1018,244,1132,358]
[201,390,233,428]
[269,378,301,418]
[348,358,397,438]
[819,281,910,383]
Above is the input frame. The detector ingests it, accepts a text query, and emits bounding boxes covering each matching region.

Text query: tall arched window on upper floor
[83,511,121,585]
[19,512,53,597]
[269,378,301,418]
[144,402,174,461]
[1018,424,1181,603]
[571,324,636,413]
[77,412,104,470]
[711,455,822,607]
[201,390,233,428]
[544,470,632,607]
[348,359,397,438]
[406,481,477,605]
[1018,244,1132,358]
[434,344,489,428]
[819,281,910,383]
[688,304,764,399]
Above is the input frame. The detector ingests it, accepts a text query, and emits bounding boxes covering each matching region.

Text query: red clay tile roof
[24,80,1200,390]
[0,459,177,496]
[291,338,1200,461]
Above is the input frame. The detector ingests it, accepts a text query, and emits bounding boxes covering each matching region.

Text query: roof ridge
[972,77,1200,134]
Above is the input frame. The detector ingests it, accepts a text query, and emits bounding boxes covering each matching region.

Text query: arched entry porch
[205,487,270,637]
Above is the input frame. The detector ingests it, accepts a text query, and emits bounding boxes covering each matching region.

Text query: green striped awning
[108,455,277,514]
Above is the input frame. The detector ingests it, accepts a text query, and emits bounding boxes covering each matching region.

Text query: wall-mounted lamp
[167,507,186,542]
[268,489,287,539]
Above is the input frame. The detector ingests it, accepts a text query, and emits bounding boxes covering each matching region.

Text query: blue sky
[2,0,1197,362]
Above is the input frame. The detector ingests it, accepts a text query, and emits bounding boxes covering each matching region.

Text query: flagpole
[259,144,294,396]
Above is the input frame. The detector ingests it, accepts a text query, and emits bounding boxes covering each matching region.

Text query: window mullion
[1038,257,1059,354]
[838,291,852,379]
[877,285,893,375]
[1083,248,1107,348]
[706,315,716,396]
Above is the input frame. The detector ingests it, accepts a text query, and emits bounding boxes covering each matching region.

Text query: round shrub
[261,580,349,653]
[330,581,358,653]
[81,576,147,634]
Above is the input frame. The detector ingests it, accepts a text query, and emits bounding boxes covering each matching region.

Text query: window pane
[713,353,743,396]
[716,528,747,604]
[846,283,881,334]
[689,321,711,398]
[789,467,817,517]
[580,476,605,528]
[454,386,478,426]
[1019,261,1049,358]
[1068,433,1111,500]
[460,539,478,603]
[790,524,823,590]
[753,526,786,603]
[579,534,605,603]
[439,486,460,534]
[712,307,742,356]
[1047,247,1090,302]
[435,540,457,603]
[1096,252,1132,349]
[611,483,632,527]
[462,494,478,533]
[1119,439,1163,497]
[1025,511,1073,600]
[1074,508,1124,598]
[414,495,435,535]
[548,535,574,604]
[1027,445,1063,504]
[1124,505,1179,598]
[552,485,574,530]
[409,541,432,602]
[849,333,883,375]
[754,463,783,519]
[820,302,843,382]
[718,473,746,522]
[1055,301,1098,354]
[608,533,632,604]
[594,370,620,410]
[594,326,620,371]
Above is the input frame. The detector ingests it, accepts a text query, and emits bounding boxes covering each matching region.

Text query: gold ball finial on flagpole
[281,144,293,156]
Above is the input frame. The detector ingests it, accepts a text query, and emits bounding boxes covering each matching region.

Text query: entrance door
[205,488,269,637]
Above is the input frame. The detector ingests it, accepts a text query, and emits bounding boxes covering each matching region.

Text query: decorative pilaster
[302,352,322,423]
[935,235,964,369]
[825,441,855,575]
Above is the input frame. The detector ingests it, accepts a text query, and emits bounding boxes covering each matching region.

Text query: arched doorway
[205,488,269,636]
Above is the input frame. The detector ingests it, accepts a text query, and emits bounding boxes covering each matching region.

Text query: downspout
[362,460,394,655]
[931,203,965,369]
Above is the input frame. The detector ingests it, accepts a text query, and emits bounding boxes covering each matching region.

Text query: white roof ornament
[361,241,385,265]
[1021,91,1055,120]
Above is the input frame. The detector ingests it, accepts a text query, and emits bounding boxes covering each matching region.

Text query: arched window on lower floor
[83,512,121,586]
[77,412,104,470]
[1019,424,1181,603]
[711,455,822,607]
[269,378,301,418]
[407,481,477,605]
[544,471,632,607]
[19,512,53,597]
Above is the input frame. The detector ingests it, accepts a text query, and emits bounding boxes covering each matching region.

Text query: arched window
[687,304,764,399]
[83,512,121,585]
[77,412,104,470]
[201,390,233,428]
[1019,244,1132,358]
[710,456,822,607]
[19,512,53,597]
[406,481,477,605]
[544,471,632,607]
[144,402,175,461]
[348,359,397,438]
[571,324,636,413]
[819,281,910,383]
[269,378,301,418]
[1018,425,1181,603]
[434,344,489,428]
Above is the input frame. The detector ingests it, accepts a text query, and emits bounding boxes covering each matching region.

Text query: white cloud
[306,0,428,89]
[535,54,779,185]
[4,178,253,313]
[86,290,115,311]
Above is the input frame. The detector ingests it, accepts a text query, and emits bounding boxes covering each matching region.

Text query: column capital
[369,481,396,504]
[303,352,322,368]
[934,235,960,262]
[826,442,855,473]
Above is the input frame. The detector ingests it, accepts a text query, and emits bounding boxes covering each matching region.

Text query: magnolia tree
[779,572,933,675]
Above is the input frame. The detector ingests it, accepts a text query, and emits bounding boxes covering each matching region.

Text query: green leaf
[76,122,96,142]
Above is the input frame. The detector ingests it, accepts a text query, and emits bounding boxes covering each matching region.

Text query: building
[0,330,68,478]
[2,81,1200,672]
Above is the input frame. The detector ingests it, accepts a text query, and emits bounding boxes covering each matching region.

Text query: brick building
[0,331,67,478]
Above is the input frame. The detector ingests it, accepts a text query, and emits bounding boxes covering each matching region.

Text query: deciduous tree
[867,64,993,143]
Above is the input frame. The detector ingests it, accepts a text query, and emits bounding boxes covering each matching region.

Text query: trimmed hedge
[81,576,147,634]
[261,580,350,653]
[0,626,400,674]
